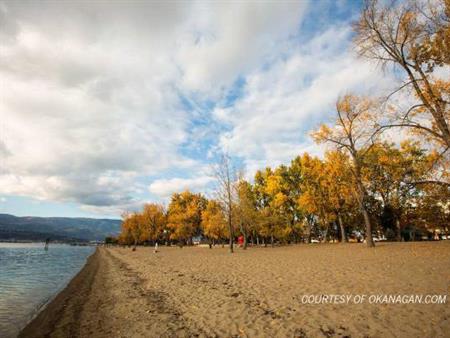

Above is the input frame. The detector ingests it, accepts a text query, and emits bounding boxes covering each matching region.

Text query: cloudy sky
[0,0,396,218]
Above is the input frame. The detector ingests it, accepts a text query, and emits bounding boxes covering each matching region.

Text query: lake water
[0,243,95,338]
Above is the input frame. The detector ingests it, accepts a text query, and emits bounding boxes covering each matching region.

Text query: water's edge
[18,247,98,335]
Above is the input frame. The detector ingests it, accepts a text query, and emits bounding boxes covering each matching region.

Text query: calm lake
[0,242,94,338]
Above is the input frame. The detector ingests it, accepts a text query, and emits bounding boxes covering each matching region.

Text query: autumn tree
[267,164,305,243]
[323,150,356,242]
[286,156,307,242]
[313,94,381,247]
[167,191,206,246]
[120,212,144,250]
[252,163,305,245]
[235,179,258,249]
[364,141,443,240]
[141,203,167,243]
[256,207,284,246]
[253,168,275,245]
[354,0,450,150]
[118,212,134,246]
[415,184,450,236]
[201,199,228,246]
[297,153,337,242]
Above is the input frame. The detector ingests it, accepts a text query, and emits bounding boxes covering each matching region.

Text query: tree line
[116,141,448,249]
[116,0,449,249]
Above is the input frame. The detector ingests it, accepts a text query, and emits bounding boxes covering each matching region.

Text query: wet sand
[20,242,450,337]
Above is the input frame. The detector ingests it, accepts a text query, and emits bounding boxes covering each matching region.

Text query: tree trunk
[307,218,313,243]
[323,225,329,243]
[338,214,348,243]
[395,218,402,242]
[353,157,375,248]
[362,208,375,247]
[228,212,234,253]
[270,234,274,247]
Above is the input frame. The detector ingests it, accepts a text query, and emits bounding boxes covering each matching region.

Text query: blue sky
[0,0,395,218]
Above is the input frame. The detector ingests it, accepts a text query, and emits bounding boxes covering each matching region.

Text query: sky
[0,0,398,218]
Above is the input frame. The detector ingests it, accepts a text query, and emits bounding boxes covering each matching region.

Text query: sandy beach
[20,242,450,338]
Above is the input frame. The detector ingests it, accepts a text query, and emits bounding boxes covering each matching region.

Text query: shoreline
[22,245,97,329]
[19,248,100,338]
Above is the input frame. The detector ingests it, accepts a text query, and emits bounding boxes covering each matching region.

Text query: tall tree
[213,154,238,253]
[298,153,336,242]
[323,150,356,243]
[253,167,290,245]
[313,94,381,247]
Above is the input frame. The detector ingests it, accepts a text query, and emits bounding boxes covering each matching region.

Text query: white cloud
[0,1,408,216]
[149,176,214,198]
[215,24,397,172]
[177,1,307,96]
[0,1,308,214]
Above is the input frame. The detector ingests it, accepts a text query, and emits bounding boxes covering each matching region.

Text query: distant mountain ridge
[0,213,121,242]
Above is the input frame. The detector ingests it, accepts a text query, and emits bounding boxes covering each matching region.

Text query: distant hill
[0,213,121,242]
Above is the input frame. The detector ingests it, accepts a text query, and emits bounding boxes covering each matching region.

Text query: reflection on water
[0,243,94,338]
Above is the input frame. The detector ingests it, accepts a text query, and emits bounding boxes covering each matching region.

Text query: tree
[313,94,381,247]
[167,191,206,246]
[323,150,356,242]
[267,164,304,243]
[253,168,274,245]
[362,141,433,240]
[120,212,144,250]
[297,153,350,243]
[201,199,228,245]
[286,157,307,242]
[257,206,285,247]
[297,154,330,242]
[235,179,259,249]
[264,168,291,243]
[118,212,134,246]
[354,0,450,150]
[213,154,238,253]
[141,203,166,243]
[416,183,450,236]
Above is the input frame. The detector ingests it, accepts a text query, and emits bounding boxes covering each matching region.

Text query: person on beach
[154,241,158,253]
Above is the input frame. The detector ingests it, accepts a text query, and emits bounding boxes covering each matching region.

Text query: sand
[19,242,450,338]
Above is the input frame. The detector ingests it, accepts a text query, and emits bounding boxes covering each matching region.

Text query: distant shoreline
[0,240,96,245]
